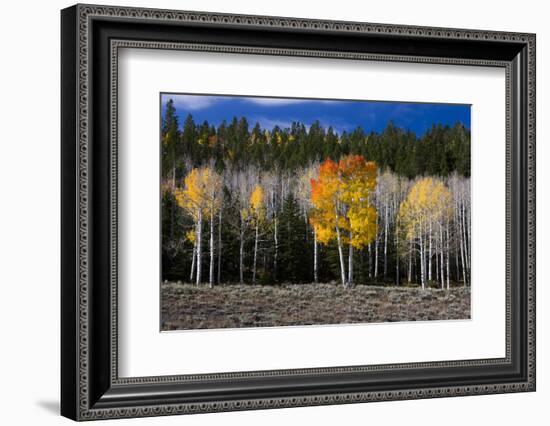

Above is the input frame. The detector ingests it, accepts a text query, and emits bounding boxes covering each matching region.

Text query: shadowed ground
[161,282,470,331]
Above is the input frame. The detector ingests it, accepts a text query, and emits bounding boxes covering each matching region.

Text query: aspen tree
[310,156,377,287]
[175,167,210,285]
[249,184,266,285]
[398,177,453,289]
[295,163,320,283]
[204,169,223,288]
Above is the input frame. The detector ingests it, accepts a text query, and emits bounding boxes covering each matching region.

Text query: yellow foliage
[310,155,378,249]
[185,229,196,243]
[398,177,453,242]
[175,166,223,219]
[339,156,378,248]
[250,185,264,212]
[249,184,266,223]
[315,224,335,245]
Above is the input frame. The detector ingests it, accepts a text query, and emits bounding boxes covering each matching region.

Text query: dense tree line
[161,99,471,288]
[162,99,470,181]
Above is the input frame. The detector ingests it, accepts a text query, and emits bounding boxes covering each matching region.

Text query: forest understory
[161,282,471,330]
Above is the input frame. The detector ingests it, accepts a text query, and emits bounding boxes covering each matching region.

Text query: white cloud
[163,94,340,111]
[163,95,220,111]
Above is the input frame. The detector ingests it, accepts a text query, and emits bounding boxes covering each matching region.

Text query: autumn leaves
[310,156,378,288]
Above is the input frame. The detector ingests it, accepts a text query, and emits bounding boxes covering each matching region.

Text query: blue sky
[161,93,470,136]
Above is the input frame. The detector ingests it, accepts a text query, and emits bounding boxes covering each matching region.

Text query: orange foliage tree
[310,155,378,287]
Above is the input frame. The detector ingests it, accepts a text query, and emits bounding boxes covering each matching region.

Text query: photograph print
[160,93,471,331]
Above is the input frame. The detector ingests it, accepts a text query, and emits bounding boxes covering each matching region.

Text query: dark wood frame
[61,4,536,421]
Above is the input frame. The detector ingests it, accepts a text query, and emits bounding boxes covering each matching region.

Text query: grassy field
[161,282,470,331]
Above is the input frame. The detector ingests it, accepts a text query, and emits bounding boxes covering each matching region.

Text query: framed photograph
[61,4,536,421]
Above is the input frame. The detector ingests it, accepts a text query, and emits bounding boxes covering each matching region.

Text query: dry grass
[161,282,470,331]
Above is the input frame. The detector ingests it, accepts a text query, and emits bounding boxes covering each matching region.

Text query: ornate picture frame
[61,4,535,421]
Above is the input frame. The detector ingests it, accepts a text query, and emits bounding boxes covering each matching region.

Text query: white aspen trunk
[466,200,471,270]
[458,205,467,287]
[252,220,259,285]
[239,218,245,285]
[209,209,214,288]
[190,237,196,282]
[334,208,347,287]
[383,204,389,279]
[461,200,470,270]
[313,228,318,283]
[419,235,425,290]
[440,227,444,289]
[348,230,353,287]
[273,217,278,281]
[195,210,202,286]
[374,224,379,279]
[435,246,439,288]
[428,222,432,282]
[454,201,460,283]
[454,234,460,283]
[395,227,400,286]
[446,225,450,290]
[408,240,412,283]
[462,201,470,280]
[461,201,469,269]
[414,250,418,283]
[435,244,439,287]
[217,208,222,284]
[460,231,467,286]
